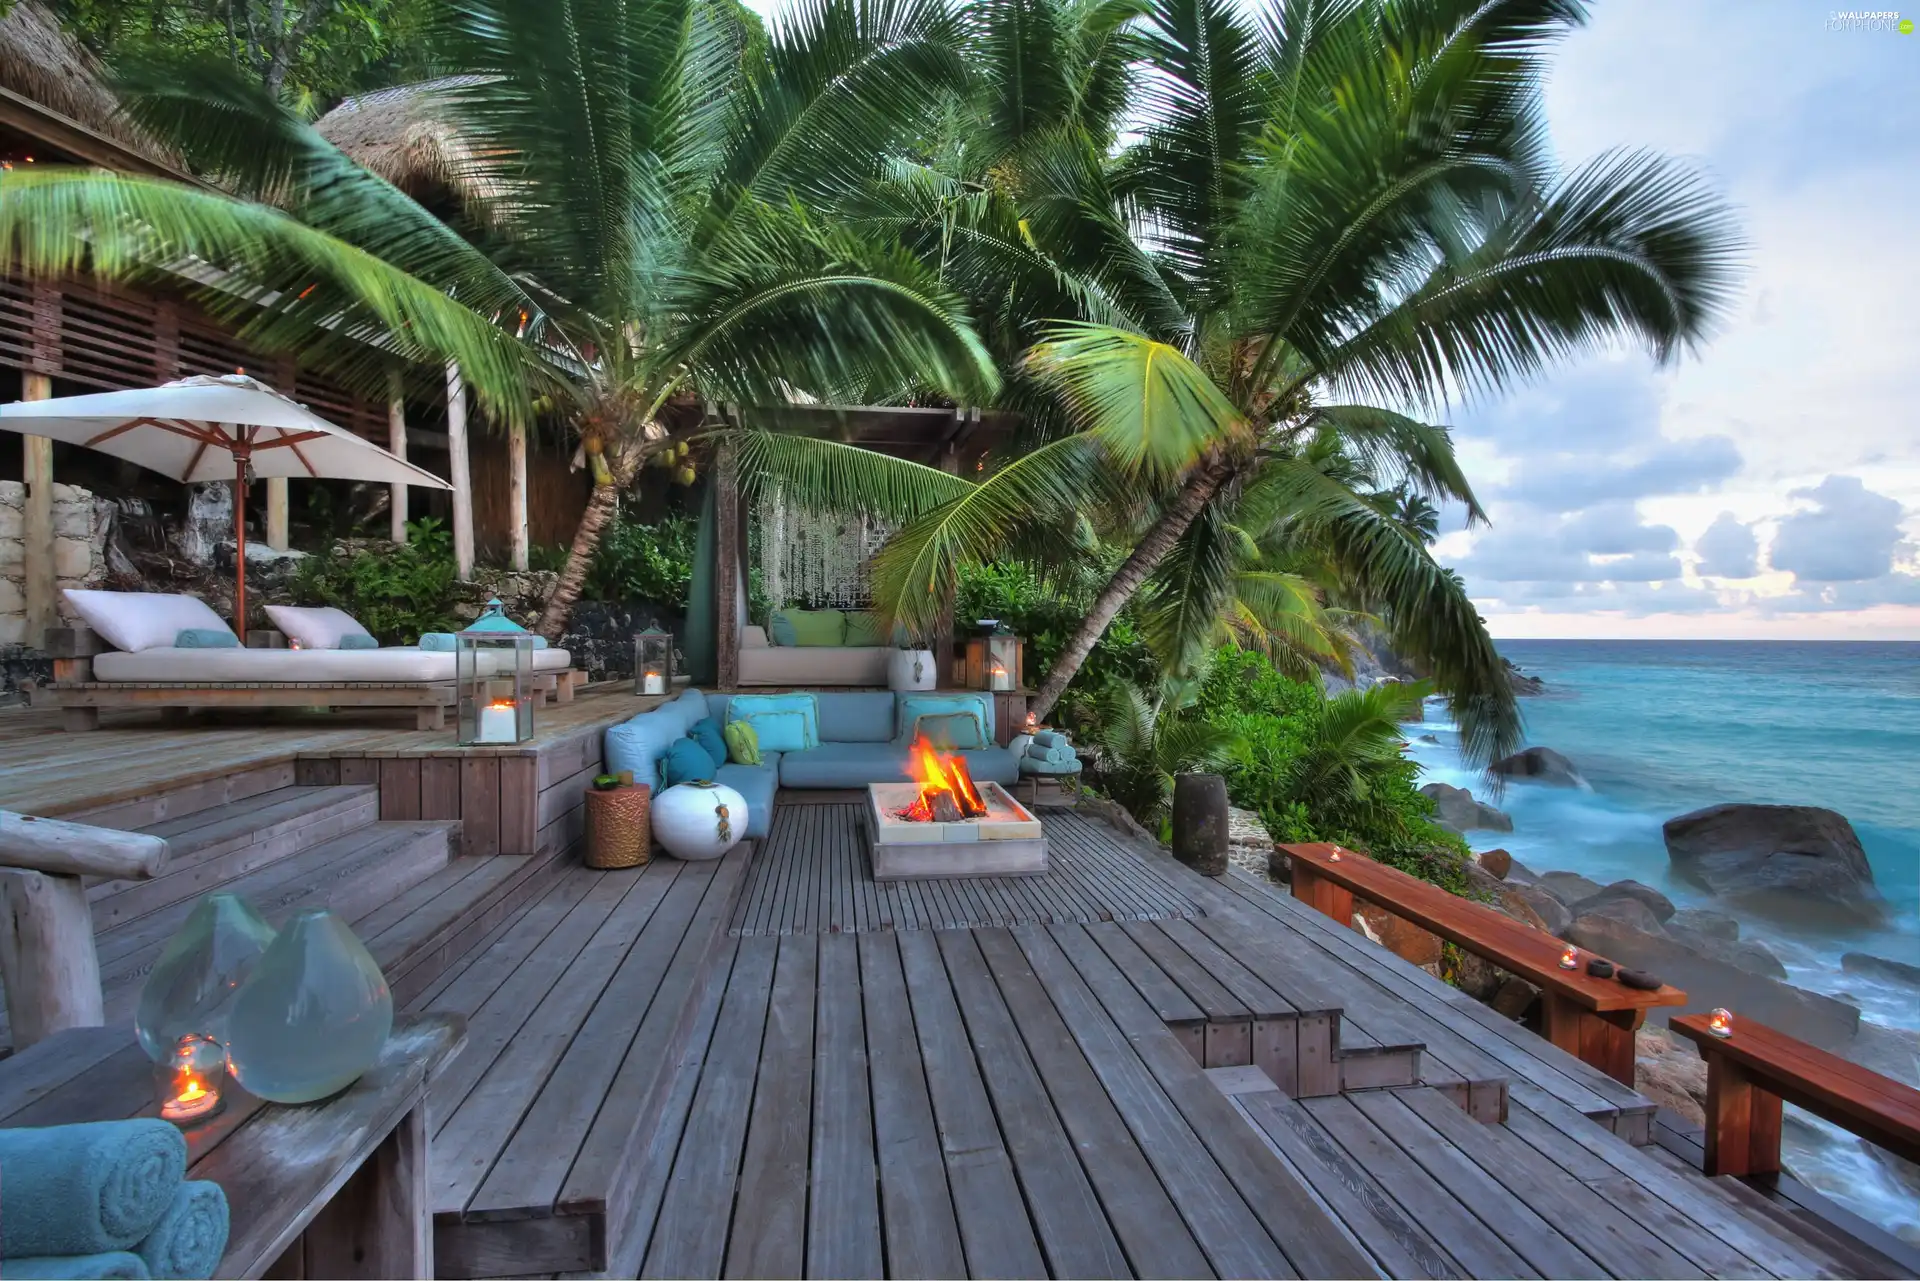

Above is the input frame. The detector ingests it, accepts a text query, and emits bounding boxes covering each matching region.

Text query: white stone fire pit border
[865,780,1049,880]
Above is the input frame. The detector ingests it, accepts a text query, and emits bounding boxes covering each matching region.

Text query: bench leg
[1542,996,1641,1086]
[416,705,446,731]
[1703,1055,1784,1178]
[294,1099,431,1278]
[1290,865,1355,926]
[61,706,101,732]
[555,670,577,703]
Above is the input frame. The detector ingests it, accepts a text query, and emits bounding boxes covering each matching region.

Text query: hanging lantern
[456,599,535,745]
[635,625,675,696]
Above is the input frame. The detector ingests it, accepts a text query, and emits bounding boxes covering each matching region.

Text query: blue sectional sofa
[604,688,1019,841]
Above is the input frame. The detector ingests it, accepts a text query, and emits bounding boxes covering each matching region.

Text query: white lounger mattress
[92,645,573,683]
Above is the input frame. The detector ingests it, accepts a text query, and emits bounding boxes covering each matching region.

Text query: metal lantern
[965,620,1022,691]
[634,625,675,696]
[457,599,535,745]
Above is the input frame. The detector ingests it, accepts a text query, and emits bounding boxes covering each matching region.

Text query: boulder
[1565,912,1861,1048]
[1503,885,1572,937]
[1669,907,1740,941]
[1665,924,1788,981]
[1489,976,1541,1020]
[1502,657,1547,696]
[1634,1028,1707,1128]
[1463,860,1507,896]
[1475,848,1513,880]
[1537,871,1605,907]
[1663,803,1890,926]
[1572,898,1665,936]
[1356,904,1444,967]
[1502,856,1541,886]
[1491,746,1584,787]
[1842,951,1920,989]
[1419,783,1513,834]
[1570,879,1676,924]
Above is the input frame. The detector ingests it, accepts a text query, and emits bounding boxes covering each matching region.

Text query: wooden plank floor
[729,804,1206,935]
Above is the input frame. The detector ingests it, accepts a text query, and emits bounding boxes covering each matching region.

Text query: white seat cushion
[91,646,573,682]
[62,590,233,653]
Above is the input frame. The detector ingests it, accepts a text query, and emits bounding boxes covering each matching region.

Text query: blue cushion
[726,693,819,748]
[688,716,727,765]
[662,737,717,787]
[715,761,778,839]
[912,711,985,750]
[605,708,695,790]
[896,693,992,742]
[667,688,709,730]
[814,692,896,743]
[777,741,1020,788]
[738,709,811,753]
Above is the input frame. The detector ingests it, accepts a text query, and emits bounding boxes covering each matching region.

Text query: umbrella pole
[233,451,248,644]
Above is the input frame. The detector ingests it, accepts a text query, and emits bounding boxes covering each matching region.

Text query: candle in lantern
[1559,946,1580,970]
[1707,1007,1733,1038]
[1328,848,1341,862]
[990,660,1011,691]
[478,698,520,743]
[287,637,302,650]
[156,1034,225,1125]
[1025,711,1037,731]
[643,669,665,695]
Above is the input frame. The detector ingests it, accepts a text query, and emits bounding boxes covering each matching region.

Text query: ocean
[1405,638,1920,1238]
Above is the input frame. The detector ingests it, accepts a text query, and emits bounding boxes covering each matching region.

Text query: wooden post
[715,442,740,690]
[445,361,475,579]
[0,810,170,879]
[0,867,105,1047]
[266,477,290,551]
[298,1101,432,1278]
[508,419,529,572]
[388,370,409,544]
[22,372,55,641]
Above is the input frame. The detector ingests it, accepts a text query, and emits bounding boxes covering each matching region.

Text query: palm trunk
[1029,455,1232,722]
[537,434,658,639]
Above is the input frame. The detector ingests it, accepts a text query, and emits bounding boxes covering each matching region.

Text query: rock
[1419,734,1440,744]
[1475,848,1512,879]
[1355,905,1444,967]
[1420,783,1514,834]
[1537,871,1605,907]
[1570,879,1676,924]
[1842,952,1920,988]
[1451,949,1508,1001]
[1664,803,1890,926]
[1502,657,1547,696]
[1635,1028,1707,1127]
[1665,924,1788,980]
[1463,859,1506,896]
[1490,976,1540,1020]
[1502,856,1541,886]
[1565,912,1862,1047]
[1490,746,1584,787]
[1669,908,1740,941]
[1573,898,1665,935]
[1503,885,1571,936]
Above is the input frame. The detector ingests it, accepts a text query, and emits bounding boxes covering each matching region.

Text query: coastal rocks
[1842,952,1920,988]
[1490,746,1584,787]
[1536,871,1605,906]
[1669,907,1741,941]
[1489,976,1540,1020]
[1502,657,1547,696]
[1663,803,1890,926]
[1498,885,1568,936]
[1634,1028,1708,1127]
[1665,925,1788,981]
[1355,904,1444,967]
[1419,783,1513,834]
[1569,879,1675,924]
[1475,848,1512,880]
[1570,897,1665,935]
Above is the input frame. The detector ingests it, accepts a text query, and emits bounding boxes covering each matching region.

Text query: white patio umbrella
[0,374,452,641]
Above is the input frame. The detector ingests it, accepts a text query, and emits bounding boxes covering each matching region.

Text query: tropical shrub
[956,562,1156,727]
[584,514,698,611]
[289,517,462,643]
[1083,681,1244,837]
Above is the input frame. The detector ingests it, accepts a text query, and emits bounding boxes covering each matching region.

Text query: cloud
[1695,512,1760,578]
[1769,475,1907,581]
[1498,435,1742,509]
[1451,503,1684,584]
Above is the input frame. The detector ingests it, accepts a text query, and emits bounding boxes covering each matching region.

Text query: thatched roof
[0,0,178,170]
[315,78,505,213]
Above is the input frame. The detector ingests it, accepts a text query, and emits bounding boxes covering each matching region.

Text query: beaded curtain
[752,487,892,609]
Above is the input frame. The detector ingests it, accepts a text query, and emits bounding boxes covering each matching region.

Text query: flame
[488,699,517,711]
[902,734,988,821]
[176,1076,207,1104]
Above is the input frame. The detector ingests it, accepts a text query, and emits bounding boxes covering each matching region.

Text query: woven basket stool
[585,783,651,869]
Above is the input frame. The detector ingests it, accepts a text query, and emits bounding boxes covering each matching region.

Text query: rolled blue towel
[531,635,549,650]
[0,1121,185,1257]
[0,1254,151,1279]
[1026,742,1075,765]
[133,1181,228,1281]
[1030,729,1066,751]
[417,632,456,651]
[337,633,379,650]
[171,629,237,649]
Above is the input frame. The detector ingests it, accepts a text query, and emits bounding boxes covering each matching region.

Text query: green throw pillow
[770,608,847,647]
[723,720,762,765]
[842,611,886,646]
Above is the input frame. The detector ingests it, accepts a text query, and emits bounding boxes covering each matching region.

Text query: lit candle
[1025,711,1037,731]
[643,669,665,695]
[990,661,1011,691]
[1559,946,1579,970]
[287,637,302,650]
[1707,1007,1733,1038]
[157,1034,225,1125]
[478,698,519,743]
[1328,848,1341,862]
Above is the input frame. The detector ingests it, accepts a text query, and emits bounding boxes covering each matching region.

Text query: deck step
[89,786,381,931]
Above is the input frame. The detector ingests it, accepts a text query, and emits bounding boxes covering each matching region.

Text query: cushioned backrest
[725,692,820,747]
[895,692,994,741]
[604,708,688,789]
[705,693,733,724]
[815,692,896,742]
[669,687,708,729]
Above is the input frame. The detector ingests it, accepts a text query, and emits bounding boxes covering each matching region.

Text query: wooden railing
[0,809,168,1046]
[1281,842,1686,1085]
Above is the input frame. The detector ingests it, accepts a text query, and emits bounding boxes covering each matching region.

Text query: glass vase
[225,908,393,1104]
[136,893,278,1062]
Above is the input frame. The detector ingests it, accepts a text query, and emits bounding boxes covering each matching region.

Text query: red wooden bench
[1282,842,1685,1086]
[1671,1010,1920,1177]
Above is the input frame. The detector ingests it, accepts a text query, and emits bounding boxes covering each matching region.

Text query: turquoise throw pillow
[738,710,810,753]
[688,716,727,765]
[897,693,990,743]
[174,628,238,648]
[339,633,379,650]
[661,737,717,787]
[914,711,985,750]
[727,693,819,748]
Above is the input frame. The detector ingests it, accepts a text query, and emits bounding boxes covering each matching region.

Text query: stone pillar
[1171,773,1230,876]
[444,361,475,580]
[22,373,54,642]
[265,477,290,552]
[388,370,409,544]
[508,419,529,572]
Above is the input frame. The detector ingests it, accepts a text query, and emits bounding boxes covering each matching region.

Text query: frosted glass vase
[136,893,278,1062]
[225,908,393,1104]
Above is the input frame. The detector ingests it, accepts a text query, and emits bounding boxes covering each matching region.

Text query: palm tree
[750,0,1739,763]
[0,0,1001,634]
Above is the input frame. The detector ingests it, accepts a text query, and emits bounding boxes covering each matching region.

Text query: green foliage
[1084,680,1243,835]
[289,517,462,643]
[584,514,698,609]
[955,561,1155,726]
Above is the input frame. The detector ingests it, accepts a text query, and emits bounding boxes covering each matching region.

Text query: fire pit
[866,736,1048,880]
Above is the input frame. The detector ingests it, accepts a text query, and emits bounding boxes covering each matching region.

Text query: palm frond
[1302,405,1485,522]
[732,430,971,521]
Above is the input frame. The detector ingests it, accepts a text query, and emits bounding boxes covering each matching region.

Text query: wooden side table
[0,1015,464,1279]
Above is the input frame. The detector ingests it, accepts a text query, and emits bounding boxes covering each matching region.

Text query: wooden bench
[1671,1010,1920,1178]
[1282,842,1685,1086]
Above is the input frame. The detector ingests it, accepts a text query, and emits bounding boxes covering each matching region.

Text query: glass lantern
[967,621,1022,691]
[634,625,674,696]
[155,1032,226,1125]
[457,598,535,745]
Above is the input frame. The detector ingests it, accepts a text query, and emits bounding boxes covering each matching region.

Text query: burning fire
[902,734,988,822]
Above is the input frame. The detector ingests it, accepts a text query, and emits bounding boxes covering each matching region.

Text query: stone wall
[0,480,114,647]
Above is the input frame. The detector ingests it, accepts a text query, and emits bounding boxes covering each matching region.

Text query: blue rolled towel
[0,1121,184,1257]
[0,1254,151,1279]
[417,632,456,651]
[338,633,379,650]
[1026,742,1074,765]
[1030,729,1066,751]
[171,628,237,649]
[133,1181,228,1281]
